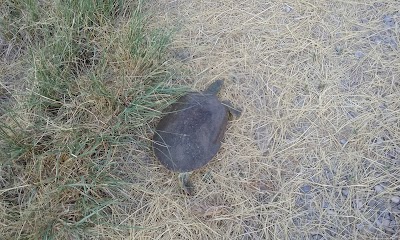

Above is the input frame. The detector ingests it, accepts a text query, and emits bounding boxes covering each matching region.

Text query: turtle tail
[204,79,224,95]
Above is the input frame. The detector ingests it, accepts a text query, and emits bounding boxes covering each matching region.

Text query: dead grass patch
[131,1,399,239]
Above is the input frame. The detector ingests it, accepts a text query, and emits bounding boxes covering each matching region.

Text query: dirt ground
[126,1,400,239]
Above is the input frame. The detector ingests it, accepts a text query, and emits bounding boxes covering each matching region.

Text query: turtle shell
[153,92,228,172]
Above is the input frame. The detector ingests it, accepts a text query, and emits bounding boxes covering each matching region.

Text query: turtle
[152,80,240,195]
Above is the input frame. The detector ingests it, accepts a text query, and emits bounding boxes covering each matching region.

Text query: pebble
[391,196,400,204]
[374,184,384,193]
[300,185,312,194]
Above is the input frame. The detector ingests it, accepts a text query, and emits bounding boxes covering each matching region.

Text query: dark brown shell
[152,92,228,172]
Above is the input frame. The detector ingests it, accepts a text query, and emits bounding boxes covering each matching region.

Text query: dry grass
[124,0,398,239]
[1,0,399,239]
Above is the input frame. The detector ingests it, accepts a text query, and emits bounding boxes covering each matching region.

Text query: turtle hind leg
[204,80,224,95]
[222,100,241,118]
[178,172,194,195]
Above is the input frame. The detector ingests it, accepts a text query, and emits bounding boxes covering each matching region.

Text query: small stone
[374,184,384,193]
[300,185,312,193]
[342,188,349,197]
[391,196,400,204]
[355,50,365,59]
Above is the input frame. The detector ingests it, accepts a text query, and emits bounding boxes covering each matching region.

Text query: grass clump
[0,1,185,239]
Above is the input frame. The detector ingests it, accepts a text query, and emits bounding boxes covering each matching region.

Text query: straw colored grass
[128,1,398,239]
[1,0,399,239]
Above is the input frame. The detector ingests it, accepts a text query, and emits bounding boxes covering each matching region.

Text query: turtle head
[204,79,224,95]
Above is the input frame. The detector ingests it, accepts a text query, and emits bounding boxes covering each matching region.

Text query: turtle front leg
[178,172,194,195]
